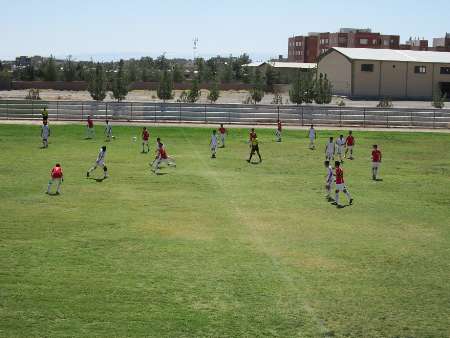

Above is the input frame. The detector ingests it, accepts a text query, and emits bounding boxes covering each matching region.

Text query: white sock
[335,193,339,205]
[345,190,352,200]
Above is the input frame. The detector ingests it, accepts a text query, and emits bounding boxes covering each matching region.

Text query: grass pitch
[0,124,449,338]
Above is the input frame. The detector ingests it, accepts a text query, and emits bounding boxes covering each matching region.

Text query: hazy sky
[2,0,449,61]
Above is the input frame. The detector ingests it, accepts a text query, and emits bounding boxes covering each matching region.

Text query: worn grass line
[179,128,330,337]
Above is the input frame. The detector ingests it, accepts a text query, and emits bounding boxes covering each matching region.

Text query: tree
[88,63,107,101]
[42,55,58,81]
[112,59,129,102]
[207,78,220,103]
[323,74,333,104]
[314,73,325,104]
[289,71,305,105]
[157,70,173,101]
[303,71,316,103]
[172,64,184,83]
[220,61,233,83]
[127,60,138,82]
[187,77,201,103]
[250,68,264,104]
[265,66,277,93]
[63,56,77,82]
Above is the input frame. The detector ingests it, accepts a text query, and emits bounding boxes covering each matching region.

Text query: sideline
[0,119,449,133]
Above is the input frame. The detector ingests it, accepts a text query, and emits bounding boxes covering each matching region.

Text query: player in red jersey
[332,161,353,208]
[151,137,176,173]
[345,131,355,160]
[142,127,150,153]
[371,144,382,180]
[275,120,282,142]
[86,116,95,139]
[46,163,63,195]
[218,124,227,148]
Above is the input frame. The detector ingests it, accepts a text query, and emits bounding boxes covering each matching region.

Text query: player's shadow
[155,172,168,176]
[46,192,60,197]
[87,177,106,182]
[374,178,384,182]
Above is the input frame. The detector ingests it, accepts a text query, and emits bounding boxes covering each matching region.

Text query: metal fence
[1,99,450,129]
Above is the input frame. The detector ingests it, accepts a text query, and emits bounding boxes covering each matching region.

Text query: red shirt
[142,130,149,141]
[219,127,226,134]
[158,145,167,159]
[346,135,355,146]
[249,132,257,141]
[372,150,382,162]
[335,167,344,184]
[277,122,282,131]
[87,119,94,128]
[51,166,63,179]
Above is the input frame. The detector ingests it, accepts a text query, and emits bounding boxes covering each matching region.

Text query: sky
[1,0,449,61]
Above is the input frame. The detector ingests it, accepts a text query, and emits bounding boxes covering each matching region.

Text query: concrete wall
[352,60,381,97]
[380,61,407,98]
[407,63,433,99]
[317,51,352,96]
[433,63,450,96]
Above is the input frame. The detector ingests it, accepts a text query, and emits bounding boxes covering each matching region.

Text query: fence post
[204,104,207,124]
[301,106,304,126]
[105,102,108,120]
[154,103,157,123]
[339,106,342,127]
[130,102,133,121]
[6,101,9,120]
[363,108,366,128]
[277,105,280,121]
[31,100,34,119]
[386,111,389,128]
[57,101,59,121]
[410,111,413,127]
[433,110,436,129]
[228,110,231,124]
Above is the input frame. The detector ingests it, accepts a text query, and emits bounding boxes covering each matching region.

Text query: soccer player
[142,127,150,153]
[333,161,353,208]
[325,137,335,161]
[371,144,382,180]
[151,138,176,173]
[41,120,50,148]
[86,146,108,179]
[247,135,262,163]
[218,124,227,148]
[276,120,282,142]
[46,163,63,195]
[210,130,218,158]
[336,134,346,163]
[308,125,317,149]
[104,120,112,142]
[42,107,49,123]
[324,160,334,201]
[345,131,355,160]
[86,116,95,139]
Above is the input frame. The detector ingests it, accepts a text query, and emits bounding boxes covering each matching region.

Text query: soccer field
[0,123,449,338]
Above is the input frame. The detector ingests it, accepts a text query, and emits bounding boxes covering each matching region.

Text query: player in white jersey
[325,137,335,161]
[41,121,50,148]
[210,130,218,158]
[308,125,316,150]
[86,146,108,179]
[104,120,112,142]
[335,134,346,163]
[324,160,334,201]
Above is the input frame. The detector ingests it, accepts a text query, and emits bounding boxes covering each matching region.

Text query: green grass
[0,124,449,338]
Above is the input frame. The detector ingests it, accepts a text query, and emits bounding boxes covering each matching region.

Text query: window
[373,40,377,45]
[441,67,450,74]
[383,40,390,46]
[361,64,374,72]
[415,66,427,74]
[360,38,369,45]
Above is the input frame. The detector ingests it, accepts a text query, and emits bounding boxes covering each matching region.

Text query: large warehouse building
[318,47,450,99]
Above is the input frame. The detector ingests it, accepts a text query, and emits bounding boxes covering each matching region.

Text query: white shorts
[347,145,353,151]
[211,145,217,151]
[326,152,334,159]
[309,137,315,143]
[49,178,62,184]
[372,162,381,168]
[142,140,149,145]
[337,147,344,155]
[335,183,347,191]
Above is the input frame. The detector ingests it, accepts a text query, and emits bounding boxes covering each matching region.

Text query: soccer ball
[132,136,137,142]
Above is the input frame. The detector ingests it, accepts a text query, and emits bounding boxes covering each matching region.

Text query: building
[288,28,400,63]
[318,47,450,99]
[243,61,316,83]
[15,56,31,68]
